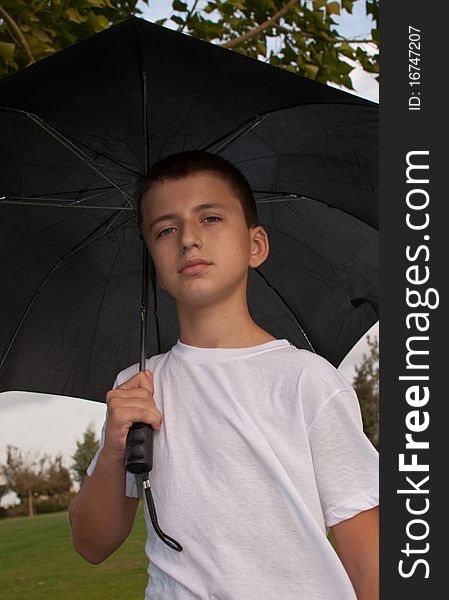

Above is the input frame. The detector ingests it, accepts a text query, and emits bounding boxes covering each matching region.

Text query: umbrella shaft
[140,243,149,371]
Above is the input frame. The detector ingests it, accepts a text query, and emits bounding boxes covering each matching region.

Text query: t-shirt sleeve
[85,369,142,499]
[307,388,379,528]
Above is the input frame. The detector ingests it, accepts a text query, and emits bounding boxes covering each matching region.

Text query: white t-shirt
[87,338,378,600]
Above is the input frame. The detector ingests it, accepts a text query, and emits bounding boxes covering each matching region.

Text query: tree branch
[0,4,35,65]
[276,25,374,44]
[220,0,297,49]
[178,0,200,34]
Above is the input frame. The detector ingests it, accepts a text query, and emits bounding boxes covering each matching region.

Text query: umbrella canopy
[0,17,378,403]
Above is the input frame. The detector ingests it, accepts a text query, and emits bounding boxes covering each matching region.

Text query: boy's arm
[330,505,379,600]
[68,370,162,564]
[69,456,139,564]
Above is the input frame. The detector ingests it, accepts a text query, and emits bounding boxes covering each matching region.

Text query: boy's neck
[176,298,276,349]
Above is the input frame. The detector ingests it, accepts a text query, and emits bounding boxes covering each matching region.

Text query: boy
[69,151,379,599]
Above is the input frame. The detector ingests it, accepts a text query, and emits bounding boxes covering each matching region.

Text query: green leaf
[366,0,379,22]
[339,47,355,60]
[312,9,324,23]
[86,0,107,7]
[223,2,235,16]
[327,2,340,15]
[170,15,185,25]
[313,0,326,8]
[342,0,353,12]
[23,9,40,23]
[304,63,319,79]
[64,7,82,24]
[340,73,354,89]
[255,38,267,56]
[173,0,189,11]
[96,14,110,29]
[0,41,16,60]
[282,43,297,63]
[356,46,368,61]
[32,28,52,43]
[228,0,246,8]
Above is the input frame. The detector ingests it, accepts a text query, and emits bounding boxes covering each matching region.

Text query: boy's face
[140,172,268,309]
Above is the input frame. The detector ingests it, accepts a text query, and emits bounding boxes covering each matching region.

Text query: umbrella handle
[125,422,154,473]
[125,425,183,552]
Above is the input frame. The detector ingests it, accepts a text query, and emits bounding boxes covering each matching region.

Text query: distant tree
[352,334,378,449]
[44,452,73,496]
[2,446,48,517]
[1,445,73,517]
[71,424,100,486]
[0,471,8,502]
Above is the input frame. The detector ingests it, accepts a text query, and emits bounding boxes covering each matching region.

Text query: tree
[352,334,378,449]
[0,0,150,77]
[71,423,100,486]
[1,445,73,517]
[156,0,379,88]
[2,445,47,516]
[44,453,73,496]
[0,0,378,87]
[0,471,8,502]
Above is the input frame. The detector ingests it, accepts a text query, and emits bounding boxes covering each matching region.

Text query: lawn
[0,504,148,599]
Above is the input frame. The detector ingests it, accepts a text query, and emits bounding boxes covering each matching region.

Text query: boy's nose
[179,223,202,251]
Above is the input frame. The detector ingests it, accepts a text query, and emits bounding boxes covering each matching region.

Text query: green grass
[0,504,148,599]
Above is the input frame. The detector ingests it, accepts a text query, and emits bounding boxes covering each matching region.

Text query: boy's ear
[249,225,270,268]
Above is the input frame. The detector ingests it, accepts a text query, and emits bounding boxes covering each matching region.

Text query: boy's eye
[202,216,222,223]
[157,226,176,238]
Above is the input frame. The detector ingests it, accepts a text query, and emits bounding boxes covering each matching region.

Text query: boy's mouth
[178,258,212,275]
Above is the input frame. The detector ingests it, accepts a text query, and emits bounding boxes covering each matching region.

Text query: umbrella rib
[5,185,114,198]
[0,210,134,372]
[254,190,378,231]
[0,197,134,210]
[255,192,309,204]
[253,267,316,353]
[0,107,135,208]
[203,114,266,154]
[203,103,376,156]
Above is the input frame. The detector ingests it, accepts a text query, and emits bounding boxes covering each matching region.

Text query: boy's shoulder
[112,349,170,388]
[284,347,358,426]
[270,343,352,388]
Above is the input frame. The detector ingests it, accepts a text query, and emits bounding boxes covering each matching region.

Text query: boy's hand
[103,369,162,463]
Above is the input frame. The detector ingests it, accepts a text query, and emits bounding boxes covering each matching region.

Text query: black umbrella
[0,16,378,404]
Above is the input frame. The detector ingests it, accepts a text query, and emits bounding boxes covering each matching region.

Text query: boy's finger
[138,370,153,391]
[115,369,153,391]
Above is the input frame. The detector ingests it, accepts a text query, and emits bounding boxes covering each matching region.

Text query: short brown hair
[138,150,258,230]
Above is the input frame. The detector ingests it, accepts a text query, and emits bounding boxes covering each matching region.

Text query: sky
[0,1,378,504]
